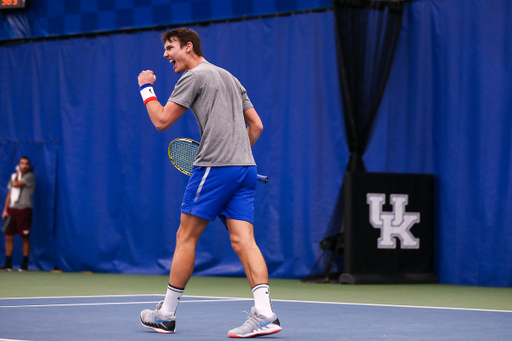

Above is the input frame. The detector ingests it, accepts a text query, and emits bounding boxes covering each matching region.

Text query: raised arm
[138,70,187,132]
[244,107,263,147]
[145,100,188,132]
[11,172,25,188]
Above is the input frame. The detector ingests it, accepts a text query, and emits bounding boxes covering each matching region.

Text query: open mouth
[170,59,176,66]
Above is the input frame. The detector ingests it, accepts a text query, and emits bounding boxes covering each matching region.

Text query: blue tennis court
[1,295,510,340]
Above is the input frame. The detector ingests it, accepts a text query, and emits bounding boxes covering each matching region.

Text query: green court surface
[1,271,511,311]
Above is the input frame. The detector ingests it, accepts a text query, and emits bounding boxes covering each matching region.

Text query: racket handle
[257,174,268,183]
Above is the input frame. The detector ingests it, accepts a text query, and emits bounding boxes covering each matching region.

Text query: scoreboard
[1,0,26,9]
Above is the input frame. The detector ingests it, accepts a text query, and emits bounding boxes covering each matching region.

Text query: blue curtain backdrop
[1,0,512,287]
[0,12,346,279]
[364,0,512,287]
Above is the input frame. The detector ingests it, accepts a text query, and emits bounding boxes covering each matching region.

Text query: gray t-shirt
[169,61,256,167]
[7,172,35,209]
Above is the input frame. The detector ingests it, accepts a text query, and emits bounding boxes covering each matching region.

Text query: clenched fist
[138,70,156,86]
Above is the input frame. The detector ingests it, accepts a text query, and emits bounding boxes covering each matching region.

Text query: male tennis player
[137,27,281,337]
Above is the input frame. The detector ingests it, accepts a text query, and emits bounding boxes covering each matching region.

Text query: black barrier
[339,172,438,284]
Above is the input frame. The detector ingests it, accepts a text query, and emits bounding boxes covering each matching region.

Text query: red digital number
[1,0,19,5]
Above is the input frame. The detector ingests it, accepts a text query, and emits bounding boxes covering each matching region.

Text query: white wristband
[140,83,157,105]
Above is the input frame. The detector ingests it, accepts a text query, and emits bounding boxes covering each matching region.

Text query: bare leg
[22,236,30,257]
[168,213,210,288]
[140,215,209,333]
[226,218,268,287]
[225,218,279,335]
[4,235,14,256]
[140,213,209,333]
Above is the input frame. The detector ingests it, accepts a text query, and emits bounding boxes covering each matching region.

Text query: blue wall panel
[0,0,332,41]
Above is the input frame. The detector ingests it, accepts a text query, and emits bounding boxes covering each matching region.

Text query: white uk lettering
[367,193,420,249]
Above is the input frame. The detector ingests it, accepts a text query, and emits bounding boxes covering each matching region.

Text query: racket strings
[170,140,199,175]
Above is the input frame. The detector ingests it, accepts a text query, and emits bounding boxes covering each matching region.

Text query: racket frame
[168,137,268,183]
[168,138,199,176]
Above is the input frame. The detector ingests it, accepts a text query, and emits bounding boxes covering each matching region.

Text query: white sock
[252,284,273,317]
[160,284,184,316]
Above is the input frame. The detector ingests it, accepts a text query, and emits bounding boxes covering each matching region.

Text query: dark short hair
[19,156,31,164]
[161,27,203,57]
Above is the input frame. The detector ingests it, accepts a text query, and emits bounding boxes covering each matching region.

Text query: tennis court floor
[1,294,511,340]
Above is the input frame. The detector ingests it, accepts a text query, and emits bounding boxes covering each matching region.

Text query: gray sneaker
[140,301,176,334]
[228,307,282,338]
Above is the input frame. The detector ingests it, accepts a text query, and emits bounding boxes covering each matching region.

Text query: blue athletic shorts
[181,166,257,224]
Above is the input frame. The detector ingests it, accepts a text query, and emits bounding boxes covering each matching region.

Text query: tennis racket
[168,138,268,183]
[2,215,10,233]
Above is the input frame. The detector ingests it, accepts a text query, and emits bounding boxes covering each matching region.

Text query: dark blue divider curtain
[313,0,405,280]
[334,0,404,172]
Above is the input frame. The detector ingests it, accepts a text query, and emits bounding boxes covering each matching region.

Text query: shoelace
[241,311,261,329]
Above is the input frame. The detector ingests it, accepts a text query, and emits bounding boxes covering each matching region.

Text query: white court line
[182,296,512,313]
[0,339,32,341]
[0,298,250,309]
[271,298,512,313]
[0,294,163,300]
[0,294,510,313]
[188,295,512,314]
[0,294,248,300]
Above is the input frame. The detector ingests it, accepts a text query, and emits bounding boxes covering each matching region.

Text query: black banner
[340,172,437,284]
